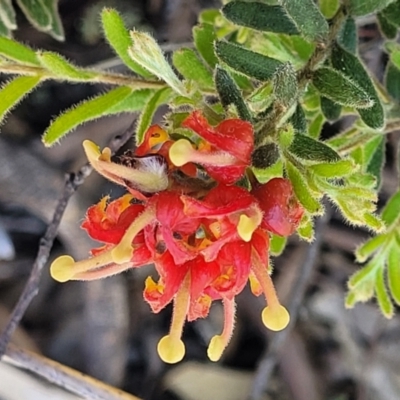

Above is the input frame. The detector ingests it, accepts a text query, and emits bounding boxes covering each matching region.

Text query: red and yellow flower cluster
[50,111,304,363]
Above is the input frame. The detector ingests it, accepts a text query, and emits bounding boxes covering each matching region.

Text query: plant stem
[0,63,166,89]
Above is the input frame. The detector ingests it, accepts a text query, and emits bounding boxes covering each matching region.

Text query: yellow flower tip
[261,305,290,331]
[207,335,225,362]
[157,335,185,364]
[50,255,76,283]
[169,139,194,167]
[111,244,132,264]
[82,140,100,159]
[237,214,257,242]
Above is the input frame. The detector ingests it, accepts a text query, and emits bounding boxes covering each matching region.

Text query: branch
[4,343,141,400]
[248,209,330,400]
[0,120,136,357]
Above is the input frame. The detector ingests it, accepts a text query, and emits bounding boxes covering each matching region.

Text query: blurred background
[0,1,399,399]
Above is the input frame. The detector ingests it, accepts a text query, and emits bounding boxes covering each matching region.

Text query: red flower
[50,114,303,364]
[169,111,254,184]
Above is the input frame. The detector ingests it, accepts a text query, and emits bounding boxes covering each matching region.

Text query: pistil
[157,273,191,363]
[251,250,290,331]
[207,298,236,362]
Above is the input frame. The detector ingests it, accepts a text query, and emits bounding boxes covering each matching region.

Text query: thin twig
[4,343,141,400]
[248,209,330,400]
[0,120,136,357]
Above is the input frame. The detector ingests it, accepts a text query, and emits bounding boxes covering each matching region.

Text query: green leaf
[348,0,396,16]
[308,113,325,139]
[296,214,314,241]
[286,162,322,214]
[331,44,385,129]
[289,103,307,134]
[251,143,279,169]
[319,0,339,19]
[0,36,40,65]
[377,12,398,39]
[348,261,377,289]
[338,17,357,54]
[222,2,299,35]
[289,134,340,162]
[101,9,152,78]
[16,0,51,30]
[313,67,373,108]
[270,234,287,256]
[41,0,64,41]
[215,41,282,81]
[215,66,252,121]
[320,97,342,121]
[0,76,41,126]
[0,0,16,29]
[380,0,400,26]
[136,87,172,146]
[281,0,329,41]
[388,246,400,305]
[107,89,153,114]
[375,265,394,318]
[273,62,298,107]
[193,23,218,68]
[173,48,214,90]
[355,234,387,262]
[128,31,185,95]
[381,190,400,225]
[42,86,133,146]
[366,135,385,189]
[0,16,10,36]
[309,159,354,178]
[37,51,96,81]
[385,62,400,101]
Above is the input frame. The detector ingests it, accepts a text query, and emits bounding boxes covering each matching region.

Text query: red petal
[182,111,253,163]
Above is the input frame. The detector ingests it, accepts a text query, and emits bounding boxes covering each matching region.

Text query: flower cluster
[50,111,304,363]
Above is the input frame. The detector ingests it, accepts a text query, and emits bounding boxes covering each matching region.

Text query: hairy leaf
[290,103,307,134]
[313,67,372,108]
[355,234,387,262]
[0,0,16,29]
[0,36,40,65]
[101,8,151,77]
[107,89,153,114]
[215,66,252,121]
[338,17,357,54]
[381,190,400,225]
[273,62,298,107]
[388,246,400,305]
[366,135,385,189]
[319,0,339,19]
[270,234,287,256]
[193,23,218,68]
[129,31,185,95]
[377,11,398,39]
[16,0,51,30]
[289,134,340,162]
[320,97,342,121]
[215,41,282,81]
[37,51,96,80]
[310,159,354,177]
[380,0,400,26]
[222,2,299,35]
[375,265,394,318]
[331,44,385,129]
[385,62,400,101]
[136,87,172,145]
[348,0,397,16]
[41,0,64,41]
[281,0,329,41]
[286,162,322,214]
[43,86,133,146]
[173,48,214,90]
[0,76,41,126]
